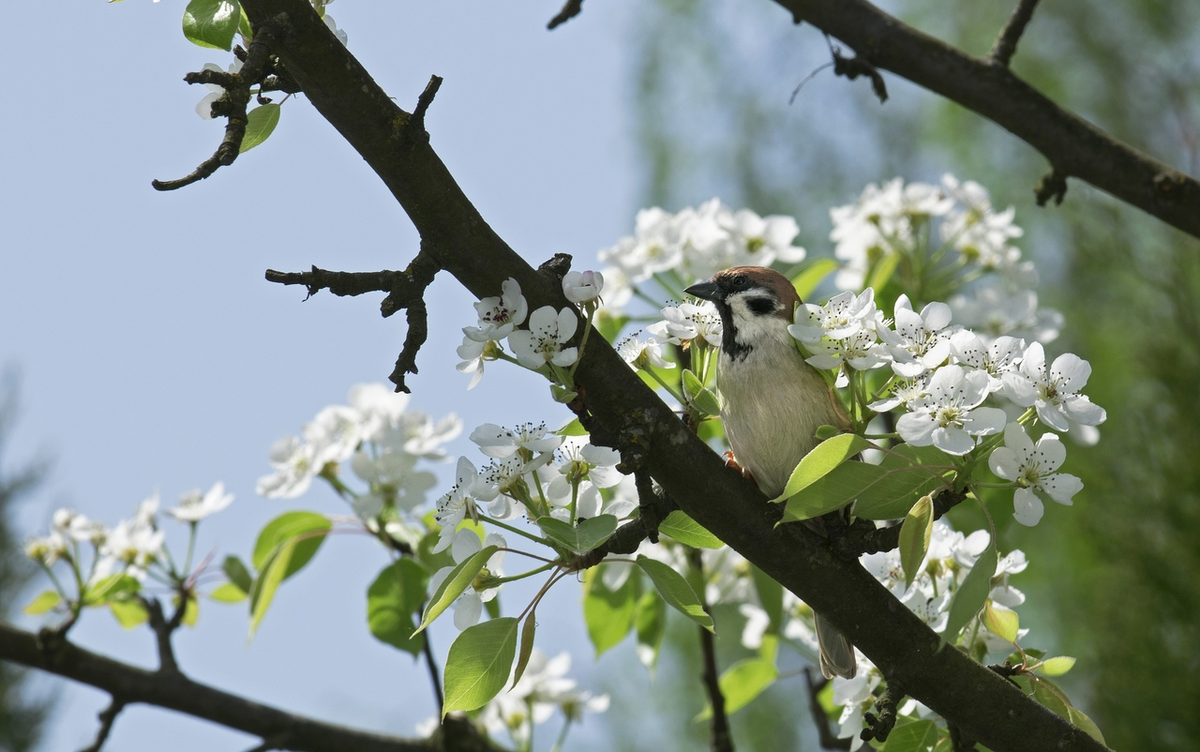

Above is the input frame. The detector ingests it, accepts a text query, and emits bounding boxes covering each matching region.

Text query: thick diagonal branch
[233,2,1110,748]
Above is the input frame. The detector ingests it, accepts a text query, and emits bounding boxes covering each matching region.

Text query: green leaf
[790,258,839,299]
[414,545,498,636]
[855,445,955,520]
[867,250,903,294]
[248,512,332,637]
[583,565,639,656]
[899,494,934,588]
[512,612,537,687]
[240,104,281,153]
[442,617,519,716]
[251,511,331,575]
[182,0,241,50]
[109,598,149,629]
[556,417,588,436]
[209,583,248,603]
[222,555,253,593]
[23,590,61,616]
[698,657,778,719]
[535,515,617,554]
[786,443,954,522]
[1039,655,1077,677]
[681,370,722,415]
[633,589,666,669]
[636,555,713,632]
[367,559,429,657]
[658,511,724,549]
[883,719,939,752]
[771,433,872,504]
[83,573,140,606]
[176,594,200,627]
[596,312,628,344]
[943,538,997,643]
[1067,706,1106,745]
[983,600,1019,643]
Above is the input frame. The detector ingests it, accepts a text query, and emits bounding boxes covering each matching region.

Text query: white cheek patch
[728,294,781,346]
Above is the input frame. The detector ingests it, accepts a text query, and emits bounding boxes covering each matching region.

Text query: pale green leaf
[790,258,840,299]
[658,511,724,549]
[536,515,617,554]
[109,598,149,629]
[983,600,1019,643]
[23,590,61,616]
[182,0,241,50]
[1039,656,1077,677]
[209,582,248,603]
[583,565,639,656]
[414,545,498,636]
[856,445,955,520]
[867,250,903,294]
[636,555,713,631]
[771,433,872,504]
[943,539,997,643]
[367,559,429,657]
[442,617,519,716]
[251,511,331,575]
[899,495,933,588]
[556,418,588,436]
[240,104,281,153]
[83,573,140,606]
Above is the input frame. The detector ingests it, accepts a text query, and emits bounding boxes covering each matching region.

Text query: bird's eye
[731,274,748,288]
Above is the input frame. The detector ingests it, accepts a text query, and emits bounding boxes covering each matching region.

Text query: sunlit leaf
[658,511,724,549]
[209,583,248,603]
[771,433,872,504]
[899,494,933,588]
[512,612,537,687]
[583,565,638,656]
[636,556,713,631]
[414,545,498,636]
[367,559,429,657]
[1039,656,1077,677]
[791,257,839,299]
[983,600,1019,643]
[536,515,617,554]
[109,597,149,629]
[240,104,281,153]
[23,590,61,616]
[696,656,778,719]
[883,718,939,751]
[634,589,666,669]
[442,617,519,716]
[182,0,241,50]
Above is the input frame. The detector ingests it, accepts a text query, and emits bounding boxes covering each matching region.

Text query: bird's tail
[815,612,857,679]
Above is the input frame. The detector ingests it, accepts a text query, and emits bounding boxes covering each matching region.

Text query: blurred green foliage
[0,375,52,752]
[615,0,1200,749]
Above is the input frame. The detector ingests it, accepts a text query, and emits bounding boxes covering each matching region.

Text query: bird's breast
[718,346,843,498]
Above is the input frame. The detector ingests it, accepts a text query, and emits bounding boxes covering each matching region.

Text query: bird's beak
[684,280,721,302]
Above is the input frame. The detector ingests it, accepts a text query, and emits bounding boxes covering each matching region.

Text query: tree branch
[0,622,498,752]
[212,2,1111,748]
[989,0,1042,67]
[690,549,733,752]
[772,0,1200,240]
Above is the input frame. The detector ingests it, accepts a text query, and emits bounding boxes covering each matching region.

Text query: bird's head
[685,266,800,361]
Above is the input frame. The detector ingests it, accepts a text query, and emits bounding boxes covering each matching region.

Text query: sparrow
[685,265,858,679]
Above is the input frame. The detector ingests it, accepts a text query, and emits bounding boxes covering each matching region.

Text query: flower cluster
[456,277,595,393]
[598,200,807,314]
[23,484,233,625]
[256,383,460,527]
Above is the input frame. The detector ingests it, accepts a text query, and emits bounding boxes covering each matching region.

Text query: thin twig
[689,549,733,752]
[153,26,280,190]
[989,0,1043,67]
[860,679,905,743]
[78,697,126,752]
[802,668,851,750]
[141,596,181,675]
[421,629,444,713]
[547,0,584,29]
[410,75,443,133]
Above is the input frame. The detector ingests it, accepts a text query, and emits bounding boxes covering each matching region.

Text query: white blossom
[562,270,604,305]
[165,482,234,523]
[1001,342,1106,433]
[988,423,1083,526]
[896,365,1007,454]
[508,306,580,369]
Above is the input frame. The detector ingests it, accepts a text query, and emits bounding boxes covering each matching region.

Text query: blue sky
[1,2,647,749]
